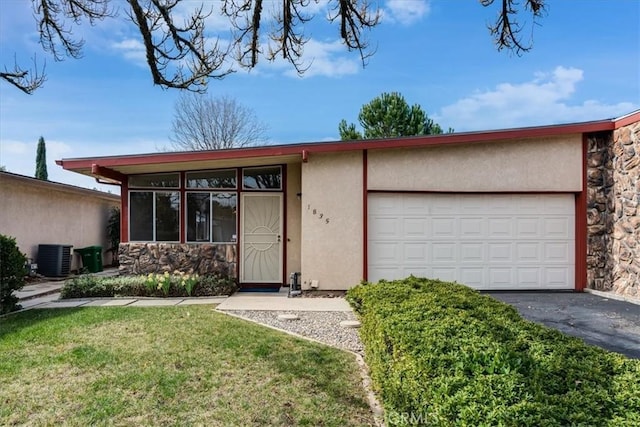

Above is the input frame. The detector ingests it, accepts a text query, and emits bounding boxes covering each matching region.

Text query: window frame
[242,166,283,191]
[126,165,284,244]
[185,169,238,190]
[128,172,180,189]
[128,190,181,243]
[185,191,238,244]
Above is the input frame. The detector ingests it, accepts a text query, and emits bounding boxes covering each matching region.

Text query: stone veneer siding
[119,243,237,278]
[586,121,639,297]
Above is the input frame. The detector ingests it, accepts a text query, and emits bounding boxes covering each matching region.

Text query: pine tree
[35,136,48,180]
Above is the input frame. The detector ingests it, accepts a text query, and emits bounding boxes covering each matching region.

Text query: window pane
[155,192,180,241]
[129,173,180,188]
[186,170,236,189]
[186,193,210,242]
[212,193,237,242]
[243,166,282,189]
[130,192,153,241]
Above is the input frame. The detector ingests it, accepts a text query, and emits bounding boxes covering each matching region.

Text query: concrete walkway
[216,288,352,312]
[16,277,351,312]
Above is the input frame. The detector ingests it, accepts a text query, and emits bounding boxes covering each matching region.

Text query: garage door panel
[368,193,575,290]
[544,242,573,262]
[432,243,457,262]
[544,217,573,238]
[403,218,428,239]
[460,218,484,237]
[515,242,541,262]
[404,243,427,262]
[460,243,484,261]
[432,218,456,237]
[516,218,541,237]
[488,218,514,237]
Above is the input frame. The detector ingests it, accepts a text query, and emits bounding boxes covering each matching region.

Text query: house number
[308,204,330,224]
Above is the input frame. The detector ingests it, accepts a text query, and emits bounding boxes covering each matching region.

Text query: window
[129,191,180,242]
[186,170,236,189]
[186,192,237,243]
[243,166,282,190]
[129,173,180,188]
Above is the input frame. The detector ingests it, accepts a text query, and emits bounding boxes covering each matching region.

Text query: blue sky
[1,0,638,192]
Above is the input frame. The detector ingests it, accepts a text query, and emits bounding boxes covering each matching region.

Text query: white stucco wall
[285,162,302,278]
[300,151,363,290]
[367,135,583,191]
[0,173,120,271]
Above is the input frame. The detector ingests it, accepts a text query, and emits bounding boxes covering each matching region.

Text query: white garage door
[368,193,575,290]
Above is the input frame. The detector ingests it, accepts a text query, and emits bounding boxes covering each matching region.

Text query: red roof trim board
[56,112,639,175]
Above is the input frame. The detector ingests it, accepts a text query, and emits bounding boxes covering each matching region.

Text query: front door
[240,193,283,284]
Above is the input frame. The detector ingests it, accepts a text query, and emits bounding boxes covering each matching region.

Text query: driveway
[486,292,640,359]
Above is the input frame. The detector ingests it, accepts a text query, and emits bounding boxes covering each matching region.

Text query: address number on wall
[307,204,330,224]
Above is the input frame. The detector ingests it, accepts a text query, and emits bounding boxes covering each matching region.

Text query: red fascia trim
[362,150,368,282]
[613,111,640,128]
[575,135,589,292]
[282,164,288,285]
[58,119,616,173]
[121,177,129,243]
[179,172,186,244]
[235,167,241,282]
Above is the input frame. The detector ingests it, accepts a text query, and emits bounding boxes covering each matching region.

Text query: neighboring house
[0,171,120,272]
[56,111,639,297]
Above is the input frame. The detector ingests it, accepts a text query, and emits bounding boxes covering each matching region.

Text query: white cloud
[111,38,147,65]
[269,39,360,78]
[383,0,430,25]
[437,66,638,131]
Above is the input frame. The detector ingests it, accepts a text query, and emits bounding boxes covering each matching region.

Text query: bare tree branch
[482,0,546,55]
[2,0,547,94]
[0,56,47,94]
[126,0,233,92]
[170,93,268,150]
[34,0,112,60]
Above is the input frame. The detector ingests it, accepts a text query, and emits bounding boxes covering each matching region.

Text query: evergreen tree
[35,136,48,180]
[339,92,451,140]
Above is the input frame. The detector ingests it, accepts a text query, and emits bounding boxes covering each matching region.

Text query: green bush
[347,277,640,427]
[61,273,238,299]
[0,235,27,314]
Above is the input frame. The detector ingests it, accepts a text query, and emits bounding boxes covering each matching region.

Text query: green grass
[0,307,374,426]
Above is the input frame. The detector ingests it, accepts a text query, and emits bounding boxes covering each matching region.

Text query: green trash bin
[76,246,103,273]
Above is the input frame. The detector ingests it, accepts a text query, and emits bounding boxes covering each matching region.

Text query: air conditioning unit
[37,244,73,277]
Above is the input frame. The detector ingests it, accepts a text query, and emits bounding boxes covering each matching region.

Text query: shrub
[347,277,640,427]
[0,235,27,314]
[61,273,238,299]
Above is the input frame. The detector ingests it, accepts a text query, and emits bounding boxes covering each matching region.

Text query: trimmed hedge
[61,273,238,299]
[347,277,640,427]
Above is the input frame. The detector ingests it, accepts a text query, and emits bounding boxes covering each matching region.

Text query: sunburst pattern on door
[241,194,282,283]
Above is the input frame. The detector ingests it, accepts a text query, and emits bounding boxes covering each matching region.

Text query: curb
[584,288,640,306]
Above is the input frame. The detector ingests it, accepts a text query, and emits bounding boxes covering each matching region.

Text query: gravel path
[226,310,364,354]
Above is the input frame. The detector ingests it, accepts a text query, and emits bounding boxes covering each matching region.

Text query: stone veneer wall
[119,243,237,278]
[586,121,640,297]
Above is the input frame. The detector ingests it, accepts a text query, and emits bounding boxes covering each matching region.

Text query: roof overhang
[56,111,639,184]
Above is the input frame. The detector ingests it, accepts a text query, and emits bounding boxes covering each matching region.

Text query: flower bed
[60,272,238,299]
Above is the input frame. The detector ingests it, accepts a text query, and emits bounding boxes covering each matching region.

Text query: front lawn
[347,277,640,427]
[0,307,374,426]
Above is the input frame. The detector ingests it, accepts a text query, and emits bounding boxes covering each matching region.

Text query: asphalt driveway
[486,292,640,359]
